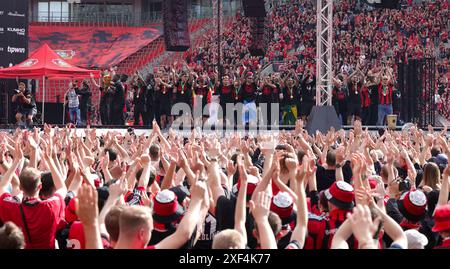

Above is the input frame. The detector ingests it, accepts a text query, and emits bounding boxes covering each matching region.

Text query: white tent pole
[42,76,45,124]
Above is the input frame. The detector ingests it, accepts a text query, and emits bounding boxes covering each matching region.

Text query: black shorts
[301,102,314,117]
[17,106,37,117]
[348,103,362,117]
[159,102,172,116]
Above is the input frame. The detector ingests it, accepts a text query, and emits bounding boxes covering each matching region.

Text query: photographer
[12,82,36,128]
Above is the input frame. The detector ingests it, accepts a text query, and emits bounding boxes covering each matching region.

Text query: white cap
[405,229,428,249]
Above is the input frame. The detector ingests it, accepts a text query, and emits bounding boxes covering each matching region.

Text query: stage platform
[0,124,448,138]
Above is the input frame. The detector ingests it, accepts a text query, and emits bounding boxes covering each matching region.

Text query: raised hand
[75,184,99,226]
[249,191,272,222]
[347,204,380,249]
[226,159,237,176]
[109,178,127,199]
[12,140,24,161]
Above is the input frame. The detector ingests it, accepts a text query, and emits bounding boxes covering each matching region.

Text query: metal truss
[315,0,334,106]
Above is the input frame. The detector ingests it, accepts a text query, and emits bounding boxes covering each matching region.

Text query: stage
[0,124,448,138]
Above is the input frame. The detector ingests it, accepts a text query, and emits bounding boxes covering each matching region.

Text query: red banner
[29,25,162,69]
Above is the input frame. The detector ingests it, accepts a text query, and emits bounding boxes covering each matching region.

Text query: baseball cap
[405,229,428,249]
[324,181,355,210]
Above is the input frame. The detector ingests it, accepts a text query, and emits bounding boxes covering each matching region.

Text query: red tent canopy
[0,43,101,79]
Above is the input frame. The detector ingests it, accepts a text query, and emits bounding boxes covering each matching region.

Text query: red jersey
[304,209,352,249]
[378,84,393,105]
[0,193,65,249]
[361,86,370,108]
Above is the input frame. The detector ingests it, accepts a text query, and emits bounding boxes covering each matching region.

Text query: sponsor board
[8,46,26,54]
[8,11,25,17]
[7,27,26,36]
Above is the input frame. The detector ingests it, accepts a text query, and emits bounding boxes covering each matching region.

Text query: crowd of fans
[12,0,448,129]
[0,120,450,249]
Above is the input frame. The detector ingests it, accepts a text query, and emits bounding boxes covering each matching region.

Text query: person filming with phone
[12,82,37,128]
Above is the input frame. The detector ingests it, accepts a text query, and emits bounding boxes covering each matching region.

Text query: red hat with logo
[397,190,427,222]
[152,189,184,228]
[232,175,259,201]
[65,198,78,223]
[432,205,450,232]
[324,181,355,210]
[270,191,296,226]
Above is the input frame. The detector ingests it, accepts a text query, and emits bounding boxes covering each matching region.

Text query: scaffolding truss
[315,0,333,106]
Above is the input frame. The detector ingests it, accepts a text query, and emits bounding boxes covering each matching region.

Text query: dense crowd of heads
[0,121,450,249]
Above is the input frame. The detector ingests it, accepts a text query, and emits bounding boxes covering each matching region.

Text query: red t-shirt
[0,193,65,249]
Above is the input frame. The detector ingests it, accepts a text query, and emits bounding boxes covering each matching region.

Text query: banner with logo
[0,0,28,68]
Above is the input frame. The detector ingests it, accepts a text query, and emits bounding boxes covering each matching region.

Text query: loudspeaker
[37,102,64,124]
[249,17,267,57]
[243,0,267,17]
[163,0,190,51]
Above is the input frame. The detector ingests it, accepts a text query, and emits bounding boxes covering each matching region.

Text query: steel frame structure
[315,0,333,106]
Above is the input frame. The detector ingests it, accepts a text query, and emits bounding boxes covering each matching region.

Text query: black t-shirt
[215,193,257,248]
[111,81,125,109]
[281,86,299,106]
[347,82,362,105]
[149,226,197,249]
[315,161,352,192]
[301,78,316,103]
[192,212,218,249]
[17,88,36,109]
[156,83,173,104]
[133,86,147,107]
[368,85,379,105]
[76,87,92,108]
[175,81,193,105]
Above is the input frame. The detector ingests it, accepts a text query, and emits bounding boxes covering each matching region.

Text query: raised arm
[156,181,207,249]
[250,191,277,249]
[234,155,248,246]
[76,184,102,249]
[98,178,127,235]
[42,140,67,197]
[289,162,308,247]
[0,140,23,196]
